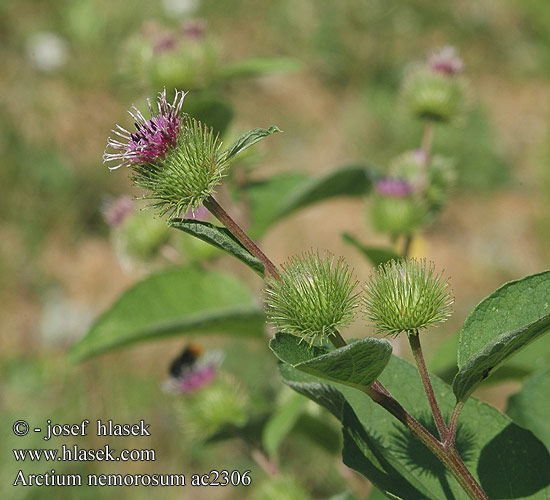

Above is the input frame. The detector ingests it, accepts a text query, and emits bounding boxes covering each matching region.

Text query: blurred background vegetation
[1,0,549,498]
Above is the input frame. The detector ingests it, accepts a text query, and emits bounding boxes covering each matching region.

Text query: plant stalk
[408,330,448,440]
[364,380,487,500]
[401,235,413,258]
[421,119,435,167]
[446,401,465,447]
[416,118,435,197]
[204,195,281,281]
[335,333,486,498]
[328,328,348,349]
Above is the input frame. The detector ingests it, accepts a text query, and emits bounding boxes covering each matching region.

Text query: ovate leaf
[429,331,550,386]
[245,172,310,238]
[269,331,327,365]
[270,332,392,390]
[245,164,377,238]
[453,315,550,402]
[274,164,377,220]
[69,267,265,362]
[224,126,281,162]
[342,232,400,267]
[454,271,550,401]
[169,219,264,276]
[343,403,432,499]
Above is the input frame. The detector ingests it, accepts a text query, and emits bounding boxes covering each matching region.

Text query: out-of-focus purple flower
[176,364,216,393]
[153,33,178,54]
[184,205,210,220]
[163,345,223,395]
[375,178,413,198]
[104,88,186,170]
[102,195,134,227]
[181,19,206,40]
[429,46,463,76]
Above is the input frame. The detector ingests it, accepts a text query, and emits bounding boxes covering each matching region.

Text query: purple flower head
[375,178,413,198]
[103,88,186,170]
[429,46,463,76]
[102,195,134,227]
[176,364,216,394]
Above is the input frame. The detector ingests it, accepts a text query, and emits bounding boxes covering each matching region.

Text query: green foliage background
[1,0,549,499]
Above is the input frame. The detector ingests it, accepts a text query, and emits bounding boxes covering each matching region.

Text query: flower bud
[178,374,248,440]
[388,151,457,213]
[264,252,359,344]
[402,48,466,124]
[402,68,466,122]
[363,259,453,335]
[370,179,426,237]
[120,20,219,91]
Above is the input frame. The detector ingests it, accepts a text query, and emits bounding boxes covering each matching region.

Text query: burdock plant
[83,48,550,500]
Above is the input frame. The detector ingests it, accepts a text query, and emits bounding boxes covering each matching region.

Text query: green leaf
[453,314,550,402]
[278,363,346,420]
[507,369,550,451]
[169,219,264,276]
[278,348,550,498]
[220,57,302,79]
[270,332,392,390]
[263,392,306,459]
[366,488,403,500]
[245,172,310,238]
[341,355,550,499]
[429,331,550,386]
[224,126,281,162]
[69,267,265,362]
[454,271,550,401]
[269,331,328,364]
[274,164,377,220]
[342,232,400,267]
[245,164,377,238]
[293,413,341,454]
[296,338,392,389]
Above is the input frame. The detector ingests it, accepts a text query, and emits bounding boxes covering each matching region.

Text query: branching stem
[202,197,487,499]
[334,332,487,499]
